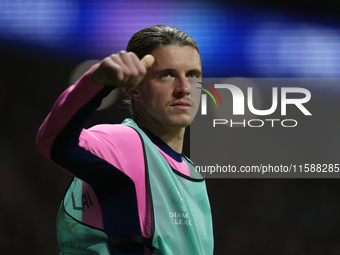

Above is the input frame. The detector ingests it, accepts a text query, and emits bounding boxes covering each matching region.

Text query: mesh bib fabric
[57,178,112,255]
[56,119,213,254]
[123,119,214,255]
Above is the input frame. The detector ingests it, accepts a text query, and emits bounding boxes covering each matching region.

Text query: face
[134,44,202,128]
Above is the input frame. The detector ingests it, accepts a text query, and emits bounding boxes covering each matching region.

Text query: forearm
[36,64,114,159]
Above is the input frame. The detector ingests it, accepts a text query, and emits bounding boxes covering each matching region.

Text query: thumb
[140,54,155,68]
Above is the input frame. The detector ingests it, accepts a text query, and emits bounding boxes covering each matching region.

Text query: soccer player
[36,25,213,255]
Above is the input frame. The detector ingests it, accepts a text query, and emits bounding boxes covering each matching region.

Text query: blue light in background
[0,0,79,47]
[247,20,340,77]
[83,0,233,76]
[0,0,339,78]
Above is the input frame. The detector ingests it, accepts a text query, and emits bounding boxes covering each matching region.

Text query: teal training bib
[123,119,214,255]
[56,119,214,254]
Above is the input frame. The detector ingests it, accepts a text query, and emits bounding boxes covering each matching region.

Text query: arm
[36,52,156,243]
[36,64,109,159]
[36,52,154,177]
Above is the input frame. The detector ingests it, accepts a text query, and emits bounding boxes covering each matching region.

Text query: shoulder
[80,123,142,150]
[79,124,144,174]
[87,123,140,139]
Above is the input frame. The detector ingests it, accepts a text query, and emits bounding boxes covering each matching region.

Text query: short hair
[124,25,200,115]
[126,25,199,58]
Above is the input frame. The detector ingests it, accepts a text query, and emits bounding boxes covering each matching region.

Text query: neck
[133,111,185,154]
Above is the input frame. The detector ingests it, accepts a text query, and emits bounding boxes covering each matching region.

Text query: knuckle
[127,51,137,58]
[109,54,119,61]
[118,50,127,56]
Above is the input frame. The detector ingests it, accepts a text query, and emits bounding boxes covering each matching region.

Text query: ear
[124,86,141,102]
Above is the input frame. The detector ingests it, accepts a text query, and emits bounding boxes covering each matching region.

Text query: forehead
[149,44,202,71]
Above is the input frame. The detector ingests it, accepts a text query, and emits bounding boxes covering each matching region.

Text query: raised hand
[91,51,155,88]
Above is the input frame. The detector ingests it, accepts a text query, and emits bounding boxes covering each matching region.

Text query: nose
[174,75,191,97]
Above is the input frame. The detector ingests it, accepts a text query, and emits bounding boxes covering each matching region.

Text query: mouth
[170,101,192,111]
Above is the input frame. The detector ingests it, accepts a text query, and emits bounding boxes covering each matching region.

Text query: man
[36,25,213,255]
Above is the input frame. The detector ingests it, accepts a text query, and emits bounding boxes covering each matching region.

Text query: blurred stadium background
[1,0,340,254]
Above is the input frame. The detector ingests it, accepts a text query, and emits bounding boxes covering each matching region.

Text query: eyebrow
[188,69,203,77]
[154,68,202,77]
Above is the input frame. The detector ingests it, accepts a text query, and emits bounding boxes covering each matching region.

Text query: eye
[160,73,172,80]
[187,72,200,79]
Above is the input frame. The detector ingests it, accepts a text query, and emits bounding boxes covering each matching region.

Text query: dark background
[1,0,340,254]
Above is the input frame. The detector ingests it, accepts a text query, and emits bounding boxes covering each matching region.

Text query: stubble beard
[154,111,191,129]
